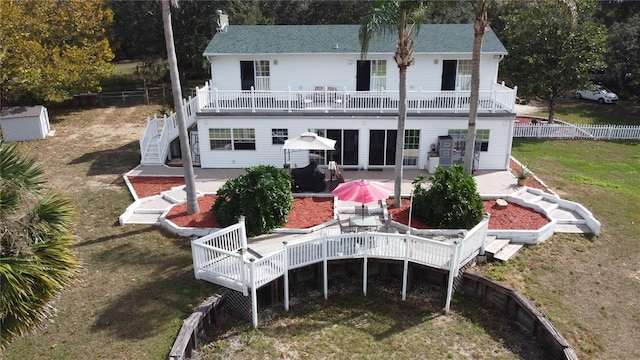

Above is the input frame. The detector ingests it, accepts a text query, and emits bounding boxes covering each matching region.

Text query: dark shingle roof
[203,24,507,56]
[0,106,44,120]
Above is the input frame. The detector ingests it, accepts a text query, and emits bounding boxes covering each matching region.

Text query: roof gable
[203,24,507,56]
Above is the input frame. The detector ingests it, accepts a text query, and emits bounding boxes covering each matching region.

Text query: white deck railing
[191,216,490,327]
[140,82,516,164]
[196,82,517,114]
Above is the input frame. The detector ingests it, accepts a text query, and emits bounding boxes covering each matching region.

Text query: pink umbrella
[332,179,393,218]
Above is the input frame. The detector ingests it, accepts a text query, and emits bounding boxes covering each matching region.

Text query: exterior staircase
[119,186,196,226]
[482,186,601,262]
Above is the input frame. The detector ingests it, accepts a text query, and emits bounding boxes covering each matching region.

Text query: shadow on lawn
[89,239,212,341]
[68,141,141,177]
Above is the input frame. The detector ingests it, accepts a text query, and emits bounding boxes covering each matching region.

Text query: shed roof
[203,24,507,56]
[0,106,44,120]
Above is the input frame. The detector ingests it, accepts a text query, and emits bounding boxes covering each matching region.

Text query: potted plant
[517,164,531,186]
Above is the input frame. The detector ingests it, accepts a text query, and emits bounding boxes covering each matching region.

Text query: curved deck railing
[191,216,490,327]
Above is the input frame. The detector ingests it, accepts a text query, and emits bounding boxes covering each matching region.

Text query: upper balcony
[195,82,518,115]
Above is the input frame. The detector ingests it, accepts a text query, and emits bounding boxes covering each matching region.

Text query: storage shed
[0,105,51,142]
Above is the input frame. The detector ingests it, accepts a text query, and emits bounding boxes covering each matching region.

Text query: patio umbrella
[332,179,393,219]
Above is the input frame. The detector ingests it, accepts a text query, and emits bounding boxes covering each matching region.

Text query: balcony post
[454,87,460,113]
[287,86,292,113]
[379,87,384,113]
[251,86,256,113]
[214,87,220,113]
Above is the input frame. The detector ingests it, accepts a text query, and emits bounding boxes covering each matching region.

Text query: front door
[240,61,255,90]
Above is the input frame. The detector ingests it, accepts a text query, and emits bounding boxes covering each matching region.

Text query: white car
[575,86,618,104]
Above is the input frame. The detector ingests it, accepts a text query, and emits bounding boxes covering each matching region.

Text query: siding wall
[210,54,501,92]
[197,115,513,171]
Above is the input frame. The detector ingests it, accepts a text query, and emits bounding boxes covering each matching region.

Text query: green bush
[212,165,294,237]
[412,165,484,229]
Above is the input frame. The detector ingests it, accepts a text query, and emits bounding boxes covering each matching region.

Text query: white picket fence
[513,122,640,140]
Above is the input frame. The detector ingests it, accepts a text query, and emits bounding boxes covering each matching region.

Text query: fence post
[323,234,328,300]
[479,213,491,256]
[401,234,410,301]
[287,86,292,113]
[379,87,385,113]
[239,249,248,296]
[363,232,368,296]
[445,241,462,314]
[283,241,290,311]
[250,258,258,328]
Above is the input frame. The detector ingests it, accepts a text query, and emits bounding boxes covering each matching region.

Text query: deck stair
[506,187,600,235]
[483,237,523,261]
[119,185,197,226]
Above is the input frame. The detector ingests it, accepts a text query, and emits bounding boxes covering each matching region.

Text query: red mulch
[165,195,220,228]
[129,177,550,230]
[127,176,185,198]
[387,198,550,230]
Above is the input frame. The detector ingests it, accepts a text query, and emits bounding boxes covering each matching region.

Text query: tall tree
[161,0,199,214]
[0,0,114,104]
[0,141,79,350]
[606,14,640,91]
[501,0,606,123]
[463,0,490,175]
[359,0,429,208]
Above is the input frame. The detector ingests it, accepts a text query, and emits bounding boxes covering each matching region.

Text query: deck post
[239,216,247,251]
[250,258,258,328]
[323,234,328,300]
[401,235,409,301]
[363,233,368,296]
[479,213,490,256]
[287,86,292,113]
[445,241,462,314]
[283,242,290,311]
[239,249,248,296]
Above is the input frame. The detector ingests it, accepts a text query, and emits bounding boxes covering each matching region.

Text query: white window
[209,128,256,150]
[272,128,288,145]
[457,60,472,91]
[254,60,270,90]
[371,60,387,91]
[403,129,420,166]
[448,129,490,152]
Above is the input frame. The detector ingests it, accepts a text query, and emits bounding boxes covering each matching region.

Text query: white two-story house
[139,24,517,172]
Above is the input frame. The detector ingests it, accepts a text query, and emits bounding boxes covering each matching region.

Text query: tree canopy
[0,0,114,105]
[500,0,607,122]
[0,141,79,349]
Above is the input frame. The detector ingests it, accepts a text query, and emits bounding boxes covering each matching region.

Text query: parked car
[575,85,619,104]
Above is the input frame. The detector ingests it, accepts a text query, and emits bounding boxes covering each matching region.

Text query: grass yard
[4,95,638,359]
[531,97,640,125]
[474,138,640,359]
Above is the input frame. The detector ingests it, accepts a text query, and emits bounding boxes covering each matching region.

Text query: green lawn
[532,97,640,125]
[4,96,638,359]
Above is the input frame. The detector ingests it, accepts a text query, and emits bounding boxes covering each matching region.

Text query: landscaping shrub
[412,165,483,229]
[213,165,293,237]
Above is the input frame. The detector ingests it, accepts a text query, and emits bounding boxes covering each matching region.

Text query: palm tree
[0,141,79,350]
[359,0,429,208]
[161,0,199,214]
[463,0,490,175]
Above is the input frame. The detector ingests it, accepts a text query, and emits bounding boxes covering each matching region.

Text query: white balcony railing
[196,82,517,114]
